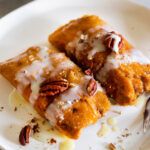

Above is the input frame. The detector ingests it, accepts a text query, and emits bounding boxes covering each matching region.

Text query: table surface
[0,0,150,18]
[0,0,33,18]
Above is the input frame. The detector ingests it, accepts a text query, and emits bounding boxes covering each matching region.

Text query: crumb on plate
[49,138,56,144]
[108,143,116,150]
[97,123,111,137]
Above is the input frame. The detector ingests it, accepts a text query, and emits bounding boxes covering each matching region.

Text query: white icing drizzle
[15,45,77,105]
[97,49,150,82]
[67,32,106,60]
[50,52,65,60]
[14,44,105,126]
[16,46,53,104]
[56,60,75,70]
[88,33,106,60]
[88,27,121,59]
[66,25,115,60]
[66,34,88,59]
[45,75,103,124]
[45,85,82,125]
[45,102,63,125]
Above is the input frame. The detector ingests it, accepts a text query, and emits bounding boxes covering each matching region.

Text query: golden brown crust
[57,92,110,139]
[49,15,133,73]
[104,63,150,105]
[0,47,40,87]
[0,46,110,139]
[49,15,106,50]
[49,15,150,106]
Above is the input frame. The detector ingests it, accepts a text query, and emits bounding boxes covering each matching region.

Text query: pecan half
[103,31,123,53]
[19,125,31,146]
[143,97,150,132]
[86,78,97,96]
[40,79,69,97]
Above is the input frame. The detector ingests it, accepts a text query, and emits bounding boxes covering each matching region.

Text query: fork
[143,97,150,133]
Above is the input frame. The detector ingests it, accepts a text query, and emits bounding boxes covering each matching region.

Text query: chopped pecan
[86,78,97,96]
[50,138,57,144]
[108,143,116,150]
[84,68,92,75]
[40,78,69,97]
[103,31,123,53]
[19,125,31,146]
[33,123,40,134]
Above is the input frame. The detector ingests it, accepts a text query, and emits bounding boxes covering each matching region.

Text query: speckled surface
[0,0,33,18]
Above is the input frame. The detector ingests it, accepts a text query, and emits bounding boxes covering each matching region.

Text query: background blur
[0,0,150,18]
[0,0,33,18]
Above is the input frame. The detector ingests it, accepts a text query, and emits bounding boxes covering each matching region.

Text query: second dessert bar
[49,15,150,105]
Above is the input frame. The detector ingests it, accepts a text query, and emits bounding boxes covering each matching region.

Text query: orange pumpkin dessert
[49,15,150,105]
[0,46,110,139]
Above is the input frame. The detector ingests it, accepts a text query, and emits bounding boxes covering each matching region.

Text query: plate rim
[0,0,150,150]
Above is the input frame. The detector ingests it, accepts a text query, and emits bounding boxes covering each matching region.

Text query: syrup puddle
[9,89,75,150]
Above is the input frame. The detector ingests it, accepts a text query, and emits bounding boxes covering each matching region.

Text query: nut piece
[50,138,57,144]
[86,78,97,96]
[19,125,31,146]
[108,143,116,150]
[84,68,92,75]
[40,78,69,97]
[103,31,123,53]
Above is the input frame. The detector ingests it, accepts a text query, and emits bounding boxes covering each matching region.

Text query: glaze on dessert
[49,15,150,105]
[0,44,110,139]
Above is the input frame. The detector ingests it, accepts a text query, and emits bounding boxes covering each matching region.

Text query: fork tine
[143,97,150,133]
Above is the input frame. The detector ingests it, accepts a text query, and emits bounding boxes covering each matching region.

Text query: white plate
[0,0,150,150]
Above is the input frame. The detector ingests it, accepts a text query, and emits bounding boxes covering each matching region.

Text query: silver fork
[143,97,150,133]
